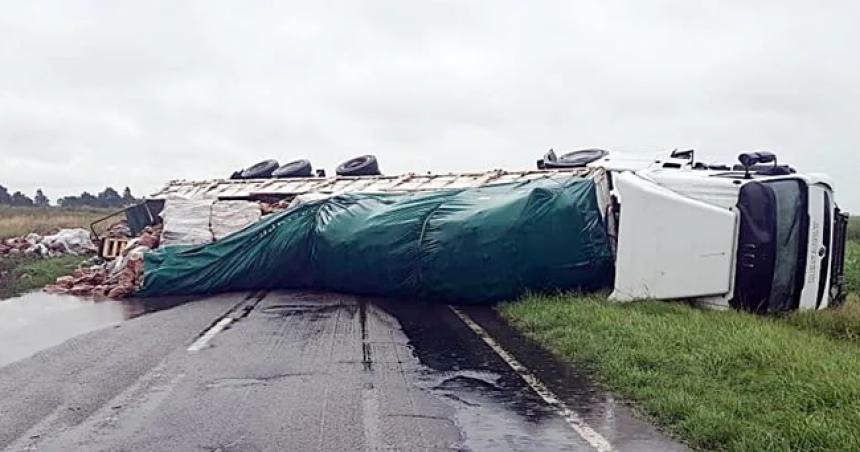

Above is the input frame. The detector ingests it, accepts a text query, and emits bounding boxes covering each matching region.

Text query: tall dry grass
[0,206,109,239]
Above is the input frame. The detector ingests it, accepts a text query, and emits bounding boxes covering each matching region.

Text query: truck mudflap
[830,208,850,304]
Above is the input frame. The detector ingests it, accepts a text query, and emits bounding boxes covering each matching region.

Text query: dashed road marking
[449,306,615,452]
[187,292,268,352]
[187,317,233,352]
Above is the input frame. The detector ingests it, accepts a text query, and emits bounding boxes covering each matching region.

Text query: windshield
[767,180,807,309]
[734,179,808,313]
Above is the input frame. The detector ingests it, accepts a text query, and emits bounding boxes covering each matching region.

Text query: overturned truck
[122,150,848,313]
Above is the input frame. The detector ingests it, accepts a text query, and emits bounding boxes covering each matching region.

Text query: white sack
[160,200,215,247]
[40,228,96,256]
[210,201,262,241]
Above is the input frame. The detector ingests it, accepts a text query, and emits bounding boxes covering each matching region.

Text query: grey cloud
[1,0,858,208]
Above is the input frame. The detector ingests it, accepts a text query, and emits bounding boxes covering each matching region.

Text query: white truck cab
[590,151,849,313]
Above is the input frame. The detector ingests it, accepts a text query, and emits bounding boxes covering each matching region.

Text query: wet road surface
[0,292,197,367]
[0,291,685,451]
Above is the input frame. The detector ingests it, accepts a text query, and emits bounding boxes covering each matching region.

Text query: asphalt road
[0,291,685,451]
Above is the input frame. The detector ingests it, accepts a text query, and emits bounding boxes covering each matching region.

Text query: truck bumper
[830,208,850,305]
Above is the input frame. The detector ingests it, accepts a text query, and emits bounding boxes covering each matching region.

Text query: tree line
[0,185,139,209]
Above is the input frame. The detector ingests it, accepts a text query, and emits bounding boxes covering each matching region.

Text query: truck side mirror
[738,151,778,178]
[671,149,695,160]
[738,152,759,168]
[755,151,776,164]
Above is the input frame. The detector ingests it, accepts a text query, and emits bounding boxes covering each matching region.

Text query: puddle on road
[363,300,590,451]
[267,296,587,450]
[369,299,684,452]
[0,291,191,367]
[433,370,586,451]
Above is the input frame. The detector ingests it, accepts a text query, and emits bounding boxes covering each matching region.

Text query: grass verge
[0,255,87,300]
[783,295,860,342]
[500,294,860,451]
[844,240,860,295]
[782,240,860,342]
[848,216,860,242]
[501,239,860,450]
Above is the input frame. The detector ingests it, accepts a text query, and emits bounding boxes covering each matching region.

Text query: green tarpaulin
[139,177,614,303]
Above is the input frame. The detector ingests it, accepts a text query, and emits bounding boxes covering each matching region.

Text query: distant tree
[79,191,97,207]
[97,187,123,208]
[10,191,34,207]
[33,189,50,207]
[56,187,139,209]
[57,195,77,208]
[121,186,137,205]
[59,192,94,208]
[0,185,10,205]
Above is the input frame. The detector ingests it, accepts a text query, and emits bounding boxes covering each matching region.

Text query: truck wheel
[542,148,608,168]
[537,149,557,169]
[336,155,380,176]
[240,159,280,179]
[272,159,313,178]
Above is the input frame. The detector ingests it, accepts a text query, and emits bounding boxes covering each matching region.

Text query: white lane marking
[187,317,233,352]
[449,306,615,452]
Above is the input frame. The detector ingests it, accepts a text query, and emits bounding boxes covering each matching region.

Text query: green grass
[777,239,860,345]
[0,206,109,299]
[845,240,860,295]
[0,206,108,239]
[501,294,860,451]
[848,216,860,242]
[0,255,87,299]
[783,295,860,342]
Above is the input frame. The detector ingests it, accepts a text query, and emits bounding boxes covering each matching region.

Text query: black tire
[240,159,279,179]
[272,159,313,178]
[336,155,380,176]
[542,148,608,169]
[537,149,558,169]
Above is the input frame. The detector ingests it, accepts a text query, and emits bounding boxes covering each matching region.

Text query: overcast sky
[1,1,858,209]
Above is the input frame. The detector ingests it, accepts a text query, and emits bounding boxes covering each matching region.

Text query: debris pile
[106,220,132,238]
[113,223,162,255]
[0,228,96,258]
[44,225,162,299]
[46,266,108,296]
[40,198,277,299]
